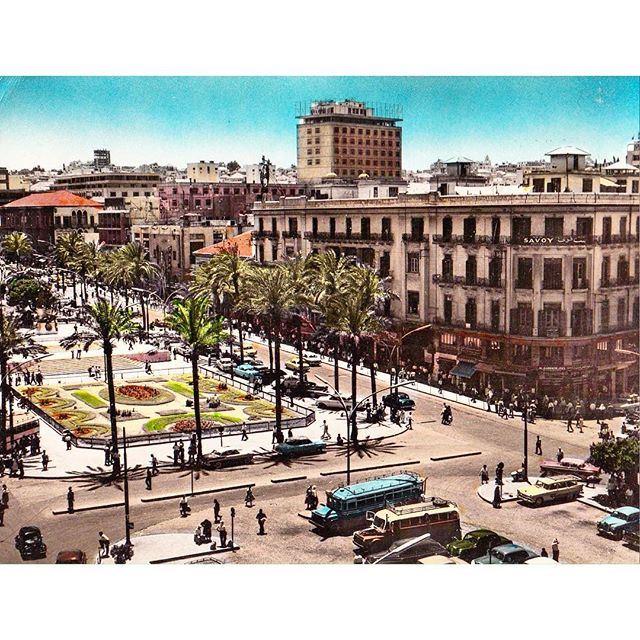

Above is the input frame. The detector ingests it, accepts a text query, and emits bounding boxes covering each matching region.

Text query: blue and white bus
[310,471,425,535]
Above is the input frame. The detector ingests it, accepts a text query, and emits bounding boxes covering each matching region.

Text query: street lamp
[388,324,432,395]
[518,389,532,483]
[122,427,133,548]
[315,374,413,485]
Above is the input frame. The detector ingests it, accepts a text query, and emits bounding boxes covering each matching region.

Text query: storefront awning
[600,177,622,188]
[450,361,477,378]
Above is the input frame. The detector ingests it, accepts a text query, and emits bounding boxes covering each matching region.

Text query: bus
[310,471,425,535]
[352,496,461,555]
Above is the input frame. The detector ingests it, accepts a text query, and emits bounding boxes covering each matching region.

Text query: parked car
[364,535,450,565]
[245,358,269,374]
[275,437,326,457]
[623,530,639,549]
[302,351,322,366]
[446,529,512,562]
[202,448,255,470]
[524,557,559,565]
[243,345,258,358]
[282,377,328,398]
[316,394,352,411]
[472,543,537,564]
[597,506,640,541]
[517,475,583,507]
[55,550,87,564]
[539,457,600,481]
[260,369,287,387]
[418,555,468,565]
[382,392,416,411]
[15,526,47,560]
[216,357,234,373]
[233,363,263,382]
[285,357,311,373]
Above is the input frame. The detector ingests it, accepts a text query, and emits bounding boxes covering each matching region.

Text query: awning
[600,177,622,188]
[450,361,477,378]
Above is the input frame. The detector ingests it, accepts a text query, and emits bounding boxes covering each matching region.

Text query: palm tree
[166,296,227,464]
[1,231,33,265]
[69,239,100,304]
[0,310,46,453]
[61,300,138,453]
[325,265,388,443]
[55,230,86,303]
[240,264,300,434]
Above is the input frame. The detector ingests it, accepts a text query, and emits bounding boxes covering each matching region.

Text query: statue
[259,155,271,197]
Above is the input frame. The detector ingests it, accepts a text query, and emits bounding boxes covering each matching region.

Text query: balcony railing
[304,231,394,244]
[600,276,638,288]
[251,230,279,239]
[432,274,464,285]
[281,230,300,239]
[402,233,429,243]
[598,234,637,245]
[465,277,504,289]
[571,280,590,290]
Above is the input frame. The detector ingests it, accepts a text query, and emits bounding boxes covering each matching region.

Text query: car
[365,535,450,564]
[285,357,311,373]
[472,543,537,564]
[623,530,639,548]
[242,345,258,358]
[597,506,640,541]
[517,475,583,506]
[202,448,255,470]
[382,392,416,411]
[233,363,262,382]
[316,394,352,411]
[524,557,559,565]
[282,377,328,398]
[275,437,326,457]
[55,550,87,564]
[216,357,234,373]
[540,457,600,481]
[418,555,469,565]
[15,526,47,560]
[302,351,322,366]
[260,368,287,387]
[245,358,269,374]
[446,529,512,562]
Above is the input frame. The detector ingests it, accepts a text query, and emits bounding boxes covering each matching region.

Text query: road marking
[52,501,125,515]
[430,451,481,461]
[320,460,420,476]
[140,482,255,503]
[271,475,308,484]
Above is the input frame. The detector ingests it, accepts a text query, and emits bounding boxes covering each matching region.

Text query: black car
[282,377,329,398]
[382,392,416,411]
[15,526,47,560]
[365,537,449,564]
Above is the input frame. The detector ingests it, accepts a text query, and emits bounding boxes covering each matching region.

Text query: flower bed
[243,402,295,419]
[50,409,95,429]
[70,424,111,438]
[98,384,175,405]
[144,411,242,433]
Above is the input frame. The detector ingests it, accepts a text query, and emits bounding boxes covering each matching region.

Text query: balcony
[304,231,394,244]
[432,234,511,246]
[510,235,597,246]
[432,274,464,286]
[598,234,637,245]
[469,277,504,289]
[600,276,638,289]
[281,230,300,239]
[571,280,590,290]
[251,230,279,240]
[402,233,428,243]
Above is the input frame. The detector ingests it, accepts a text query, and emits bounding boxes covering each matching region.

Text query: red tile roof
[1,190,103,208]
[194,231,253,258]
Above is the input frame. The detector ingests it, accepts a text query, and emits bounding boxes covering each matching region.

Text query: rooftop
[193,231,253,258]
[1,190,104,208]
[545,146,590,156]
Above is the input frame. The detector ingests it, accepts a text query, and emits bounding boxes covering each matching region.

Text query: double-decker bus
[310,471,425,535]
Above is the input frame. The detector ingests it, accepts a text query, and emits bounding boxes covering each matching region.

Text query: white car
[315,394,352,411]
[243,345,258,358]
[302,351,322,366]
[216,357,234,373]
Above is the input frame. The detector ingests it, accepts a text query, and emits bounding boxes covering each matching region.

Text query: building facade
[186,161,224,183]
[93,149,111,170]
[252,192,639,399]
[296,99,402,182]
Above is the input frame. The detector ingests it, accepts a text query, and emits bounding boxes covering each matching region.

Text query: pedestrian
[241,426,248,441]
[42,450,49,471]
[492,485,502,509]
[336,434,344,446]
[556,447,564,463]
[321,420,331,440]
[213,498,221,523]
[245,487,255,507]
[76,349,82,360]
[0,500,5,526]
[407,414,413,430]
[540,547,548,558]
[577,416,584,433]
[178,441,185,466]
[1,484,9,508]
[495,462,504,486]
[98,531,110,558]
[145,467,152,491]
[63,431,72,450]
[551,538,560,562]
[480,464,489,484]
[18,459,24,479]
[535,435,542,456]
[256,508,267,535]
[271,426,278,444]
[566,417,573,433]
[67,487,75,513]
[217,520,227,548]
[172,442,180,466]
[150,454,159,476]
[179,495,190,517]
[104,443,112,466]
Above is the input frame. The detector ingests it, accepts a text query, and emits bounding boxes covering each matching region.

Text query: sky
[0,76,638,171]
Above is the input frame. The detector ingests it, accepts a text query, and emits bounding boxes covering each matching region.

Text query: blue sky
[0,76,637,171]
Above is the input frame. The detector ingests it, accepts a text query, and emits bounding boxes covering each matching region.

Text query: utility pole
[122,427,133,547]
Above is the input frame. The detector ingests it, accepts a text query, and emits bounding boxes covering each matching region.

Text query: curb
[577,497,613,514]
[148,545,240,564]
[52,501,124,515]
[477,485,519,504]
[271,475,307,484]
[298,513,312,520]
[431,451,482,461]
[140,482,255,503]
[320,459,420,477]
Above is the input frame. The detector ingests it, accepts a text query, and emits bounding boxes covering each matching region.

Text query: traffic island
[320,459,420,476]
[477,478,524,504]
[431,451,481,461]
[53,501,124,515]
[140,482,255,503]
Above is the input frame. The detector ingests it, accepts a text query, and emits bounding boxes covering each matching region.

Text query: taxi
[517,475,582,507]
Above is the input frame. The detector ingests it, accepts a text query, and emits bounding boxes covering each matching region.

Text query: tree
[61,300,138,456]
[166,296,227,464]
[6,276,51,310]
[226,160,240,173]
[55,230,86,302]
[590,438,640,487]
[0,312,46,453]
[1,232,33,265]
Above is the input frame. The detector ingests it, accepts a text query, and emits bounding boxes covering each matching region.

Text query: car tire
[613,530,623,541]
[318,403,326,410]
[534,497,544,507]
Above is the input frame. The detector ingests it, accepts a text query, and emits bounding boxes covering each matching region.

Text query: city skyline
[1,76,638,171]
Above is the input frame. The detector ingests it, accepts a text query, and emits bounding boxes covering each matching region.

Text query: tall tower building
[94,149,111,170]
[296,99,402,183]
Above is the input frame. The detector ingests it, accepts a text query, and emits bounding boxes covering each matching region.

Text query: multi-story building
[97,198,130,248]
[627,136,640,168]
[252,191,639,399]
[93,149,111,170]
[0,190,102,247]
[296,99,402,182]
[186,161,224,183]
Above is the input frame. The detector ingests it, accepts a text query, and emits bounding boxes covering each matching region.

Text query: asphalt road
[1,342,638,565]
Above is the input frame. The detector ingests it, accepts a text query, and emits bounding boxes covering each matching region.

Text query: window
[543,258,563,289]
[516,258,533,289]
[602,217,612,243]
[601,299,610,331]
[532,178,545,193]
[545,217,564,237]
[617,299,626,327]
[311,217,318,236]
[572,258,587,289]
[465,255,477,285]
[463,217,476,243]
[360,217,370,239]
[410,217,424,240]
[491,217,501,243]
[442,254,453,280]
[465,298,477,328]
[381,218,392,239]
[571,303,592,336]
[288,218,298,235]
[619,216,627,240]
[582,178,593,192]
[617,256,629,283]
[601,256,610,286]
[442,216,452,241]
[329,218,336,238]
[345,217,352,238]
[540,303,563,337]
[407,252,420,273]
[512,217,531,242]
[632,180,639,194]
[443,297,453,325]
[489,257,502,286]
[407,292,420,315]
[491,300,501,331]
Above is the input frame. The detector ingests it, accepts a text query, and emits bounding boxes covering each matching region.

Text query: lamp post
[122,427,133,547]
[230,507,236,550]
[388,324,432,396]
[315,375,412,485]
[518,389,531,482]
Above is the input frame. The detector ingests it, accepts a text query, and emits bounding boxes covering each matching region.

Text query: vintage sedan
[15,526,47,560]
[364,536,450,564]
[216,357,235,373]
[517,475,583,507]
[382,392,416,411]
[233,363,262,382]
[316,394,353,411]
[275,437,326,457]
[472,543,537,564]
[302,351,322,366]
[285,357,311,373]
[55,550,87,564]
[446,529,512,562]
[202,448,255,470]
[282,376,328,398]
[539,457,600,481]
[597,506,640,541]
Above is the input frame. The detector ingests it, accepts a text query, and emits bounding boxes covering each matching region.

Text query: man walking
[145,467,152,491]
[42,450,49,471]
[67,487,75,513]
[551,538,560,562]
[557,447,564,463]
[98,531,110,558]
[150,454,159,476]
[321,420,331,441]
[535,436,542,456]
[213,498,221,523]
[1,484,9,509]
[566,416,574,433]
[104,443,112,466]
[241,427,248,441]
[0,500,5,526]
[172,442,180,466]
[217,520,227,548]
[480,465,489,485]
[256,508,267,535]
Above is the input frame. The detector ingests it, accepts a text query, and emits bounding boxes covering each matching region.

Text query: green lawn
[143,411,242,433]
[163,381,194,398]
[71,390,108,409]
